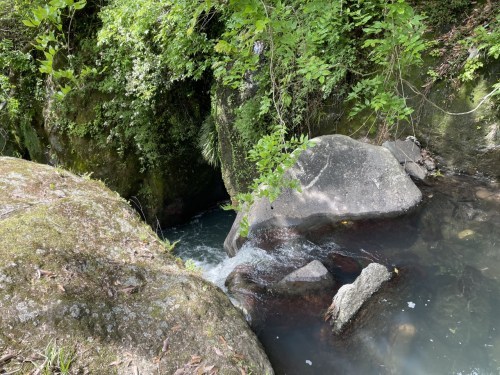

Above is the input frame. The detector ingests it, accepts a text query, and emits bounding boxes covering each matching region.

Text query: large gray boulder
[225,135,422,256]
[327,263,393,334]
[0,157,273,375]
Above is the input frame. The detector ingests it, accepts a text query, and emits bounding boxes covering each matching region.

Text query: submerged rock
[225,135,422,256]
[0,157,273,375]
[225,264,267,323]
[326,263,393,334]
[475,185,500,203]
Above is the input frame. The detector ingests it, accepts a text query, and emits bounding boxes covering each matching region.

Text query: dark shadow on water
[165,175,500,375]
[253,176,500,375]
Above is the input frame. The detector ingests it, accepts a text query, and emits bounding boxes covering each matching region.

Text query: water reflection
[163,175,500,374]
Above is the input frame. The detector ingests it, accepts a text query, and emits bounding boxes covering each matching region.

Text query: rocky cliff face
[0,157,273,375]
[412,72,499,179]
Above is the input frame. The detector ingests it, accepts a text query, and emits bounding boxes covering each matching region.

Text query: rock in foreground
[0,157,273,375]
[327,263,392,334]
[225,135,422,256]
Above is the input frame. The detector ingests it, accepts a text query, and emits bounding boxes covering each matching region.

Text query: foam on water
[202,244,273,290]
[163,176,500,375]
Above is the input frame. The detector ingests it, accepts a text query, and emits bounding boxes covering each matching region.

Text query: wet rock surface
[225,135,422,256]
[327,263,393,334]
[0,157,273,375]
[274,260,335,295]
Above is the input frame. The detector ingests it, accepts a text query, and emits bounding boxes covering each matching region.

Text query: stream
[163,175,500,375]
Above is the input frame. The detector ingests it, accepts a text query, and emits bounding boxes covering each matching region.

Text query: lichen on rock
[0,157,273,374]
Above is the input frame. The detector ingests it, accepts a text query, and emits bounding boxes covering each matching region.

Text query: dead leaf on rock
[118,286,138,294]
[0,351,16,365]
[171,325,182,333]
[218,336,227,347]
[232,353,245,361]
[37,269,56,279]
[189,355,202,366]
[161,337,169,353]
[204,364,215,372]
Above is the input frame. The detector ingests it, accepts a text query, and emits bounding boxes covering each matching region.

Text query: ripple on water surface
[163,176,500,375]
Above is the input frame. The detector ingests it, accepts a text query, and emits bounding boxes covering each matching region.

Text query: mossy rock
[212,84,257,200]
[318,65,499,179]
[0,157,273,374]
[411,73,500,178]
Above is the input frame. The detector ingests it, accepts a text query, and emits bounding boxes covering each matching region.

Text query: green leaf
[22,19,37,27]
[73,0,86,10]
[255,19,267,33]
[214,40,232,54]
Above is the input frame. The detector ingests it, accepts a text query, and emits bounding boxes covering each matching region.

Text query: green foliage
[460,12,500,82]
[233,96,270,147]
[184,258,202,273]
[41,340,76,375]
[233,125,315,237]
[210,0,357,134]
[162,238,180,252]
[0,3,43,158]
[0,28,35,121]
[12,0,431,228]
[22,0,92,100]
[347,0,428,127]
[94,0,210,169]
[414,0,472,29]
[198,115,220,167]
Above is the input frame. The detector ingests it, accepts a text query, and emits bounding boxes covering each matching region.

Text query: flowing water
[163,175,500,375]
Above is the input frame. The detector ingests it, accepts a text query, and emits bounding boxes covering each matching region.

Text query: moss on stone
[0,157,273,375]
[212,84,257,199]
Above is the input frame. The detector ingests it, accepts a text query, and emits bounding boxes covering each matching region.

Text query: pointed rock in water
[327,263,393,334]
[225,135,422,256]
[0,157,273,375]
[275,260,335,294]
